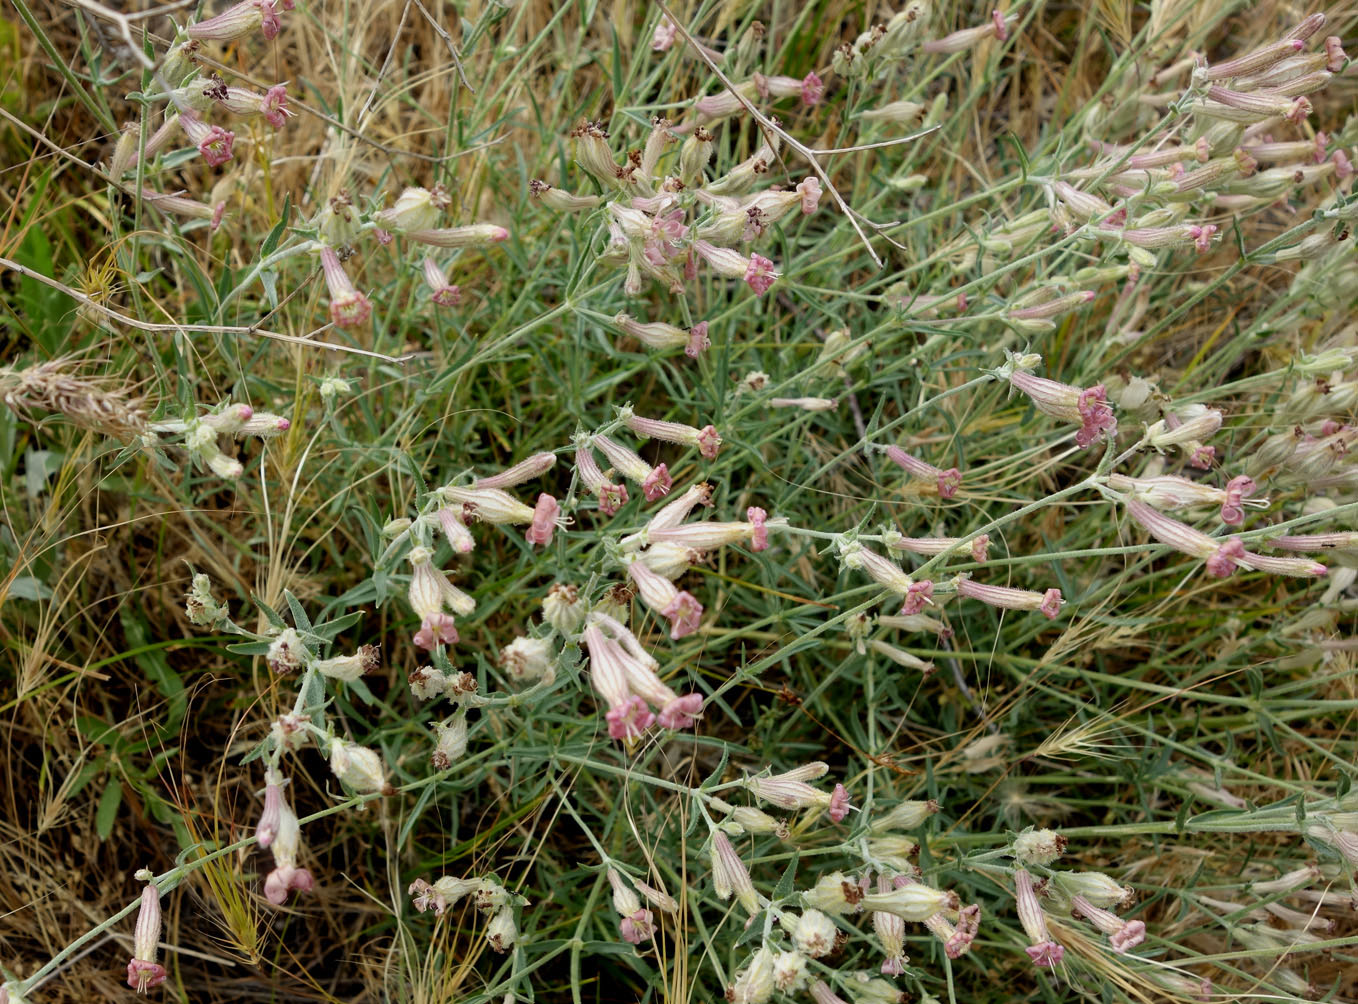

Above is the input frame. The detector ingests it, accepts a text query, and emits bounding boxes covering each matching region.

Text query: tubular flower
[1071,895,1146,953]
[923,902,981,958]
[471,452,557,490]
[1108,473,1265,526]
[614,313,710,357]
[593,434,672,501]
[1125,499,1243,577]
[261,772,316,904]
[319,246,373,328]
[422,258,462,307]
[881,445,962,498]
[873,875,908,973]
[1007,365,1117,448]
[607,869,656,944]
[838,540,933,614]
[645,512,779,553]
[710,831,762,916]
[575,442,630,515]
[187,0,288,42]
[126,875,166,992]
[406,224,510,248]
[439,485,536,524]
[625,557,703,639]
[621,409,722,460]
[1014,868,1064,967]
[953,576,1063,618]
[693,240,779,295]
[889,533,990,563]
[859,874,959,921]
[743,762,852,821]
[178,112,235,167]
[581,612,703,738]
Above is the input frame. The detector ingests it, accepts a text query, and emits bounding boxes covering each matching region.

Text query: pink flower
[900,579,934,616]
[657,692,704,729]
[422,258,462,307]
[179,112,235,167]
[1008,368,1117,448]
[744,253,778,295]
[1220,475,1256,525]
[606,695,656,741]
[627,559,704,639]
[746,506,768,551]
[643,464,673,501]
[319,246,373,328]
[264,863,315,905]
[651,15,677,51]
[883,445,962,498]
[525,493,561,547]
[801,72,824,106]
[126,881,166,993]
[576,444,629,515]
[594,434,671,501]
[262,84,290,128]
[414,612,459,651]
[687,321,710,358]
[1015,868,1064,968]
[797,176,823,215]
[828,783,851,822]
[620,908,656,943]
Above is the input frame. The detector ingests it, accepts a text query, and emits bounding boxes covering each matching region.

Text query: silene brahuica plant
[4,0,1358,1001]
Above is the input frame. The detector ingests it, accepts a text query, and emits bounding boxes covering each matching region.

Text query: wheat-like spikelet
[0,358,146,441]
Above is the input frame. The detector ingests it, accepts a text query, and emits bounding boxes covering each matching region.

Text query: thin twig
[410,0,474,93]
[0,257,414,364]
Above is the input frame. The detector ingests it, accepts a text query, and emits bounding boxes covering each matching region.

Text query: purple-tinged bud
[1205,38,1304,80]
[1267,532,1358,552]
[529,179,601,211]
[881,445,962,497]
[406,224,510,248]
[1234,551,1327,577]
[256,767,284,847]
[436,507,475,553]
[709,831,761,915]
[472,453,556,490]
[953,576,1062,618]
[889,534,989,562]
[621,410,722,460]
[187,0,285,42]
